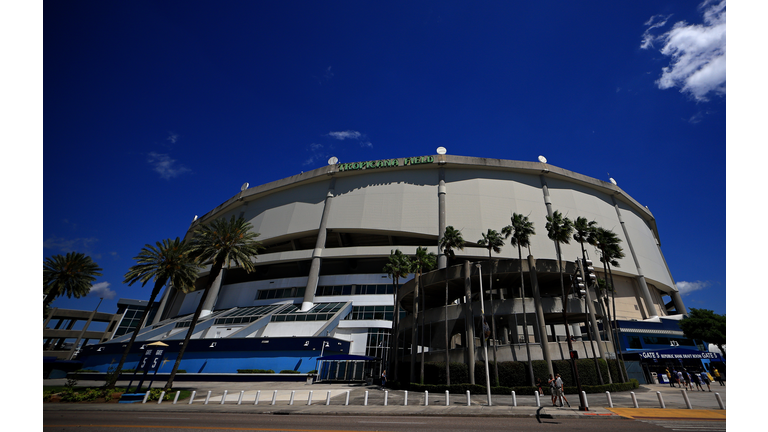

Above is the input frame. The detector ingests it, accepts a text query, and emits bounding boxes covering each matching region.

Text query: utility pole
[475,264,493,406]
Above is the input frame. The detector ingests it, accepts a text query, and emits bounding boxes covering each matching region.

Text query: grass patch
[44,385,192,403]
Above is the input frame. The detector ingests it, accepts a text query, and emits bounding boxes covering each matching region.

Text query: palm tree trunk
[419,271,425,385]
[519,246,535,386]
[164,264,222,391]
[444,267,450,385]
[410,276,418,383]
[607,263,627,382]
[43,287,61,311]
[578,244,604,386]
[598,256,620,382]
[390,277,399,383]
[488,256,499,387]
[107,279,164,389]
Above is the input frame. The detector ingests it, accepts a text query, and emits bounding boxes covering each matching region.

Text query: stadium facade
[78,154,716,383]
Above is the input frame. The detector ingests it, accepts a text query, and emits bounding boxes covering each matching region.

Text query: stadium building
[78,153,717,383]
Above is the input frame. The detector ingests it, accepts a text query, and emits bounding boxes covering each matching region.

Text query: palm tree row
[43,216,264,390]
[384,246,438,384]
[47,210,626,389]
[421,212,626,387]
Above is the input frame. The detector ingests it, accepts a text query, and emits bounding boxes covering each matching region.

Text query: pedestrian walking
[666,368,674,387]
[683,370,692,390]
[555,373,570,407]
[536,377,544,396]
[691,371,703,391]
[713,368,724,386]
[700,370,712,391]
[380,369,387,387]
[548,374,557,407]
[676,369,684,388]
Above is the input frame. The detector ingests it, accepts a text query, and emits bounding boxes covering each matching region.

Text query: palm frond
[43,252,102,306]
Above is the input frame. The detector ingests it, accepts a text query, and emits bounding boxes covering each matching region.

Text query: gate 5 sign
[139,348,165,372]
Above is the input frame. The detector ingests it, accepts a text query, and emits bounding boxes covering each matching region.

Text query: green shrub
[279,370,300,374]
[237,369,275,374]
[145,388,175,401]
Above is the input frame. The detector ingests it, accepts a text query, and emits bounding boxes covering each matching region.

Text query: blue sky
[36,1,733,318]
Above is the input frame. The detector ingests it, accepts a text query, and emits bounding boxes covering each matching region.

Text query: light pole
[476,264,493,406]
[316,341,329,380]
[563,261,587,411]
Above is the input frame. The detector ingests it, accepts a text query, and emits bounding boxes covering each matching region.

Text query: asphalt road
[43,411,722,432]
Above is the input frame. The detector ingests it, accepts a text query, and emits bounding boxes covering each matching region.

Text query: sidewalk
[43,379,726,420]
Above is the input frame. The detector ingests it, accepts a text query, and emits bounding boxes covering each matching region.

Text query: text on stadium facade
[337,155,434,172]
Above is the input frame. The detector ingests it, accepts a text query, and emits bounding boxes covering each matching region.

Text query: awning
[631,348,724,361]
[317,354,378,361]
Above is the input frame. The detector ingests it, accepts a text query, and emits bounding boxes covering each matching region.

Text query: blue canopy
[317,354,377,361]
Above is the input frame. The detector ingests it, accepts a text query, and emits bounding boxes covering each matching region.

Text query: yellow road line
[44,426,380,432]
[607,408,726,420]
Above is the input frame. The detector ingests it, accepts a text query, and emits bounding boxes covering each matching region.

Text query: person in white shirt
[555,374,570,407]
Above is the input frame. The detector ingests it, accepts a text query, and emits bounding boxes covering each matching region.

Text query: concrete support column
[151,282,172,325]
[611,196,658,319]
[462,260,476,384]
[501,320,510,344]
[670,291,688,315]
[528,255,553,378]
[302,178,337,311]
[200,269,224,317]
[539,175,554,218]
[437,168,447,269]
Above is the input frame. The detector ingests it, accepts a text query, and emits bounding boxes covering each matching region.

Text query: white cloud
[327,130,373,149]
[147,152,190,179]
[166,132,179,144]
[641,0,726,101]
[327,130,362,140]
[675,280,711,296]
[44,236,99,252]
[302,143,329,166]
[640,14,672,49]
[89,282,116,300]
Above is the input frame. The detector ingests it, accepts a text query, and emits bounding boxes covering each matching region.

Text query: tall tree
[383,249,412,383]
[546,210,587,408]
[572,217,605,385]
[164,216,264,391]
[43,252,102,310]
[438,225,465,385]
[502,213,536,386]
[107,238,200,388]
[593,227,626,382]
[411,246,436,384]
[477,228,505,386]
[677,308,726,359]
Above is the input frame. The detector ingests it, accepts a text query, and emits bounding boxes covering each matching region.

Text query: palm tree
[502,213,536,386]
[107,238,200,388]
[438,226,465,385]
[572,217,605,385]
[411,246,436,384]
[383,249,411,383]
[546,210,586,404]
[593,227,626,382]
[43,252,102,310]
[477,228,505,386]
[164,216,264,391]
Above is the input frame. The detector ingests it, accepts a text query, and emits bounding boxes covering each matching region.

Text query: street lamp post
[476,264,493,406]
[316,341,330,381]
